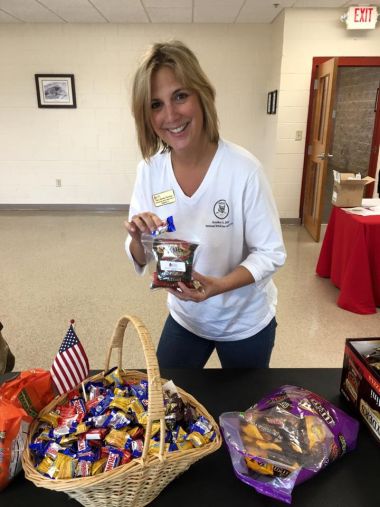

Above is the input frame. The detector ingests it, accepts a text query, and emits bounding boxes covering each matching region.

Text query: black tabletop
[1,368,378,507]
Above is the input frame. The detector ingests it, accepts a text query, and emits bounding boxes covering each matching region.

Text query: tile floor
[0,211,378,371]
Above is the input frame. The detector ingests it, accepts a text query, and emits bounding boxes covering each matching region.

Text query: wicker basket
[22,315,222,507]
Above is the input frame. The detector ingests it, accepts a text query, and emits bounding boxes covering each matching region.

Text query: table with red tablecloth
[316,206,380,314]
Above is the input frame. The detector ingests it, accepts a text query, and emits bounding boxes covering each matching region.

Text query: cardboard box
[340,337,380,444]
[332,171,375,207]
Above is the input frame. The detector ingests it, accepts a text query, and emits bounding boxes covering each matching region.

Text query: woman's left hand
[166,266,255,302]
[166,271,221,303]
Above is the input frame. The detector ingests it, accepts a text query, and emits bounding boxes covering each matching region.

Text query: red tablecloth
[316,206,380,314]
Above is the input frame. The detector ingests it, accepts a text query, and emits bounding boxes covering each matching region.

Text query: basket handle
[104,315,166,462]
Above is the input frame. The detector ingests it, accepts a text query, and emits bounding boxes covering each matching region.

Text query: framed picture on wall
[267,92,272,114]
[267,90,278,114]
[35,74,77,108]
[271,89,278,114]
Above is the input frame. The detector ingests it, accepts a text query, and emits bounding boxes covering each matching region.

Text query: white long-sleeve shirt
[126,139,286,341]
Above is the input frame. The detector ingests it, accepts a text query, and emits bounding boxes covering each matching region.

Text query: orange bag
[0,369,55,491]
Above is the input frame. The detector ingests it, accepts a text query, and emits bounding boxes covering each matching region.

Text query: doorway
[300,57,380,241]
[322,66,380,223]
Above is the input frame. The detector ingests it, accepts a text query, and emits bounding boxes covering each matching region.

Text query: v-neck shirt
[126,139,286,341]
[168,144,221,203]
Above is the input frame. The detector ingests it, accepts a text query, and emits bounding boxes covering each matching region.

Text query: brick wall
[331,67,380,177]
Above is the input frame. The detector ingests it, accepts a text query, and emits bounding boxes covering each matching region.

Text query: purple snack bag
[219,385,359,504]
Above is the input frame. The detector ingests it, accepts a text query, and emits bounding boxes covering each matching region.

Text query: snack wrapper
[0,369,55,491]
[365,345,380,372]
[150,215,176,237]
[141,216,199,290]
[29,374,213,479]
[219,385,359,504]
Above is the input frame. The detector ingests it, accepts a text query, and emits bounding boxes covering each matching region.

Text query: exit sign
[343,6,378,29]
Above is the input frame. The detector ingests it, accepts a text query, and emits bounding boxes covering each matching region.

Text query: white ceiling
[0,0,379,24]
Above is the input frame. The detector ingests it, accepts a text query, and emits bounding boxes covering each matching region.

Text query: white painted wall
[262,10,285,186]
[0,23,271,205]
[1,10,379,217]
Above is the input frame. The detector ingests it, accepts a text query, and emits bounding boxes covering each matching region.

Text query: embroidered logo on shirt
[152,189,176,207]
[213,199,229,219]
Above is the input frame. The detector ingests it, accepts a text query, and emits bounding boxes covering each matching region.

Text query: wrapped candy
[220,385,359,504]
[29,374,212,479]
[365,345,380,371]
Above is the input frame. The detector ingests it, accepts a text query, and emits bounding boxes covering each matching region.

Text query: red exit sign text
[345,6,378,29]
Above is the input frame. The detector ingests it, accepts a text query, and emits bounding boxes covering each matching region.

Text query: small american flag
[50,321,90,395]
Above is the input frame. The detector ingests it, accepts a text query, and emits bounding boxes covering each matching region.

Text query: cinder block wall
[0,23,272,207]
[331,67,380,176]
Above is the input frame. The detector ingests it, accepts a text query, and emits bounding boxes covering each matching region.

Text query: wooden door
[303,58,338,241]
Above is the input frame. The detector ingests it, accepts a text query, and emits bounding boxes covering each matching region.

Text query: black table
[1,369,378,506]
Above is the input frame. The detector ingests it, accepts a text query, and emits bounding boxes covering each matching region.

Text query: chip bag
[219,385,359,504]
[0,369,55,491]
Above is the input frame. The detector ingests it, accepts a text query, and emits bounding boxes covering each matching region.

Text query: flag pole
[82,381,87,401]
[70,319,87,400]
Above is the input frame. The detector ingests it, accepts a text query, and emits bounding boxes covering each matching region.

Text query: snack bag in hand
[141,216,199,290]
[151,238,199,289]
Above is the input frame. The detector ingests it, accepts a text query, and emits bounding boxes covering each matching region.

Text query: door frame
[299,56,380,220]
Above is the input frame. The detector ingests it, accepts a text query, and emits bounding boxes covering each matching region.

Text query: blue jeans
[156,315,277,368]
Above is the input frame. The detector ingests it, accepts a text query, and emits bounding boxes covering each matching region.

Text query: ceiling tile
[41,0,106,23]
[237,0,294,23]
[90,0,149,23]
[293,1,347,7]
[0,8,21,22]
[143,0,192,23]
[343,0,380,5]
[1,0,380,24]
[194,0,244,23]
[0,0,62,22]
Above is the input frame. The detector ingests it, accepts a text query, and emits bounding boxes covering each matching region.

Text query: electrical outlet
[295,130,303,141]
[56,179,62,187]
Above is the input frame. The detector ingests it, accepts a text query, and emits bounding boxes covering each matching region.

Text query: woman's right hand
[124,212,165,267]
[124,212,165,242]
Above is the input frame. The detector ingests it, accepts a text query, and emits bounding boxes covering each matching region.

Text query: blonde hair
[132,40,219,160]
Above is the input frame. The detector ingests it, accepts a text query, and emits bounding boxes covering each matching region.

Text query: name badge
[152,189,176,207]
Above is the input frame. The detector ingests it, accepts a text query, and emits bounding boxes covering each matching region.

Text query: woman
[125,41,286,368]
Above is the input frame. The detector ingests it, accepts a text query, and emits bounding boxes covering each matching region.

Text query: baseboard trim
[0,205,300,224]
[280,218,301,225]
[0,204,129,212]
